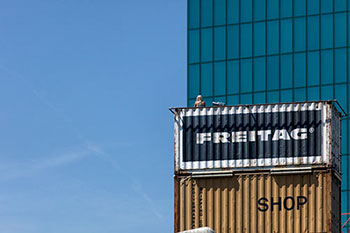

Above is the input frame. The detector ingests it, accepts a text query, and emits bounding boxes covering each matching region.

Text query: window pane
[341,191,349,215]
[267,91,279,103]
[349,48,350,82]
[227,95,239,105]
[294,0,306,16]
[335,49,347,83]
[281,89,292,102]
[335,13,346,47]
[227,25,239,59]
[321,0,333,13]
[294,53,306,88]
[307,16,320,50]
[189,64,200,99]
[307,51,320,86]
[241,59,253,93]
[214,27,226,61]
[241,23,252,58]
[294,88,306,101]
[348,12,350,46]
[342,157,349,191]
[227,0,239,24]
[214,96,226,104]
[201,0,213,27]
[307,87,320,101]
[188,98,196,107]
[214,0,226,26]
[335,0,346,12]
[254,57,266,91]
[227,60,239,94]
[342,199,349,226]
[267,56,279,90]
[321,85,334,100]
[241,0,252,23]
[281,54,292,89]
[281,19,292,53]
[294,17,306,52]
[281,0,292,18]
[214,62,226,95]
[267,0,279,20]
[189,0,200,29]
[254,92,266,104]
[201,63,213,96]
[335,84,347,113]
[254,0,265,21]
[203,97,213,106]
[321,14,333,49]
[240,93,253,104]
[201,28,213,62]
[307,0,320,15]
[341,120,348,154]
[341,192,350,214]
[321,50,333,85]
[189,30,200,63]
[254,22,266,56]
[267,21,279,55]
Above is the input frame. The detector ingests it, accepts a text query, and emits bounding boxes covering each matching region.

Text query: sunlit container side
[178,227,215,233]
[173,101,341,174]
[174,171,341,233]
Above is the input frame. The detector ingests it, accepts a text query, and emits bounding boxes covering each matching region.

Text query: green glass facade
[187,0,350,226]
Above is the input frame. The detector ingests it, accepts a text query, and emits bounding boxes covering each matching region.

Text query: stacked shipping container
[172,101,342,233]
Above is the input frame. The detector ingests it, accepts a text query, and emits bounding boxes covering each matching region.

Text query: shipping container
[178,227,215,233]
[172,101,341,174]
[174,170,341,233]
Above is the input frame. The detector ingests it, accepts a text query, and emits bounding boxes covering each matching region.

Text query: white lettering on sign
[196,128,310,144]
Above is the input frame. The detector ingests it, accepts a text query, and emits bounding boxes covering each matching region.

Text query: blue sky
[0,1,186,232]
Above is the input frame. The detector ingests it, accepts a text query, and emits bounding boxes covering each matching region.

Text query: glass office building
[187,0,350,227]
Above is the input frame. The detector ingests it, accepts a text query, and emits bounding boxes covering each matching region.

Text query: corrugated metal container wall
[174,171,341,233]
[173,101,341,174]
[179,227,215,233]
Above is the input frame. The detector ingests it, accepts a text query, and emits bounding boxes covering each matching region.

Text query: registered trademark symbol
[309,127,315,133]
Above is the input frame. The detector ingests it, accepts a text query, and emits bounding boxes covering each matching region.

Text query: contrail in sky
[0,64,164,220]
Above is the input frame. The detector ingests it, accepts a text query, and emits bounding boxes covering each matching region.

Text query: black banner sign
[182,109,322,162]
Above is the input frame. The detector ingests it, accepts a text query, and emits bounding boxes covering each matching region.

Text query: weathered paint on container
[174,170,341,233]
[173,101,341,174]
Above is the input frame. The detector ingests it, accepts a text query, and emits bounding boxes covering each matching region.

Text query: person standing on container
[194,95,206,107]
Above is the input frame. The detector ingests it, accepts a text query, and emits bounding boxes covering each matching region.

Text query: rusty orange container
[174,169,340,233]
